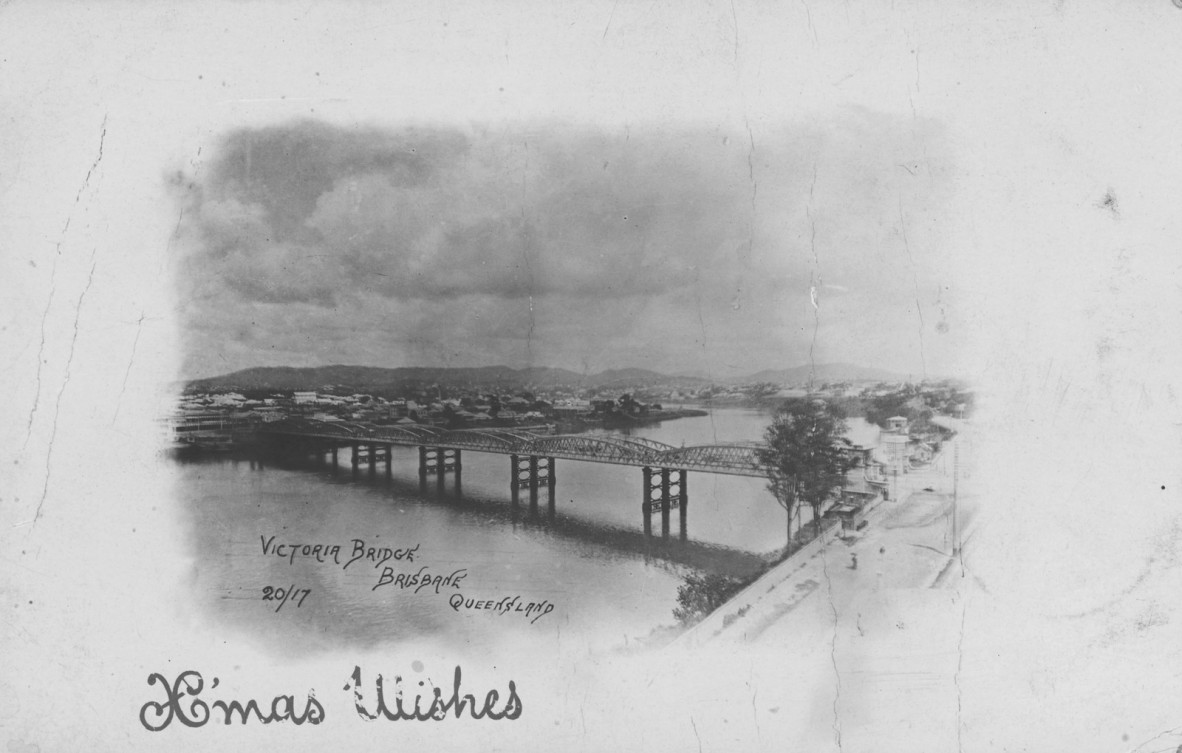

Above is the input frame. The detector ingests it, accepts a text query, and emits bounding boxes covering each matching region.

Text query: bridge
[257,417,771,542]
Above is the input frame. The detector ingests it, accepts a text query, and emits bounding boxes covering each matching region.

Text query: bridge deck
[259,418,769,477]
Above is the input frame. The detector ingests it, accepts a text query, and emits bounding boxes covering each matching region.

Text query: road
[668,438,972,751]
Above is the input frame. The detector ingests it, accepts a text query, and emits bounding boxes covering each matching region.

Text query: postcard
[2,2,1179,751]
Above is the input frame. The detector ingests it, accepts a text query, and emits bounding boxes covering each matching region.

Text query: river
[175,408,878,655]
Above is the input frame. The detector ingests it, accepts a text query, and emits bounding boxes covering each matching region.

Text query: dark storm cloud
[175,113,958,377]
[209,122,470,243]
[180,121,761,306]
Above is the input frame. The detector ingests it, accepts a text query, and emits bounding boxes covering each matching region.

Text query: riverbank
[552,408,708,432]
[671,443,958,648]
[168,408,711,455]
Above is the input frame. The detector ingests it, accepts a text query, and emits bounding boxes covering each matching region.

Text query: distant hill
[184,362,919,393]
[185,364,710,393]
[728,363,916,385]
[589,368,677,387]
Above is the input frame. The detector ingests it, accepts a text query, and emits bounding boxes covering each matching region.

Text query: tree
[672,572,749,626]
[758,398,853,549]
[863,390,911,428]
[618,393,640,415]
[864,387,937,433]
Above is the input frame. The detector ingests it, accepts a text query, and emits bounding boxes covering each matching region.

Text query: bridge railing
[258,419,772,476]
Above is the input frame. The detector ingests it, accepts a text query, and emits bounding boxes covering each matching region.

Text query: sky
[175,112,957,380]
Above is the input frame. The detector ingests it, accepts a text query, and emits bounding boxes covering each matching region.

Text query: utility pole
[953,438,962,576]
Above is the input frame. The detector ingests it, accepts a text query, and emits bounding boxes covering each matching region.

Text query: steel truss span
[261,418,769,477]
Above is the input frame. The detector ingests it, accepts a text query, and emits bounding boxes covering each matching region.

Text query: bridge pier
[260,426,750,540]
[529,456,538,509]
[418,446,460,492]
[680,471,688,541]
[642,467,688,542]
[642,467,653,537]
[661,469,671,538]
[547,455,556,518]
[510,454,555,512]
[510,455,518,505]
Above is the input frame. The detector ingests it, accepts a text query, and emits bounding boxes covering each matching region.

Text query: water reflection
[208,451,770,577]
[173,408,799,655]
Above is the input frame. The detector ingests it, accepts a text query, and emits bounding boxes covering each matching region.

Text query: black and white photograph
[2,2,1179,751]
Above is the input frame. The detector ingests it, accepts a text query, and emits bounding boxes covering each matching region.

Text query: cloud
[208,121,470,243]
[186,195,343,306]
[174,114,959,376]
[182,121,765,306]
